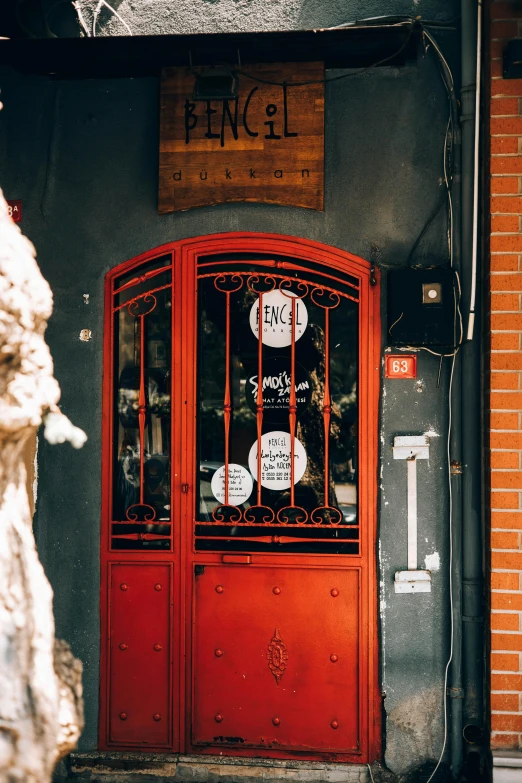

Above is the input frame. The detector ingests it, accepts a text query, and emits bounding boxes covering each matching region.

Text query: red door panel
[109,563,172,746]
[193,565,360,752]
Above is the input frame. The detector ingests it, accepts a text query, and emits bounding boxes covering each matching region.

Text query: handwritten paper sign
[159,62,324,213]
[249,289,308,347]
[248,431,307,490]
[211,464,253,506]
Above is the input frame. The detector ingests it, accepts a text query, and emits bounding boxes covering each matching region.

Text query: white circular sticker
[248,431,307,491]
[249,289,308,348]
[211,464,253,506]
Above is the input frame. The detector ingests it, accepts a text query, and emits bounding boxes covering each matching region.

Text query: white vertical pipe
[407,458,418,570]
[466,0,482,341]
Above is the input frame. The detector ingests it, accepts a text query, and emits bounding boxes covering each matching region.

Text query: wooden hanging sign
[159,62,324,213]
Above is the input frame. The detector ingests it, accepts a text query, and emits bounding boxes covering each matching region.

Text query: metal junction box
[503,39,522,79]
[387,268,455,348]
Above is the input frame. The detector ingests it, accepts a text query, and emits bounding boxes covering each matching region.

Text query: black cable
[407,27,458,266]
[233,21,417,88]
[322,15,459,30]
[235,19,459,273]
[206,17,459,92]
[201,16,459,276]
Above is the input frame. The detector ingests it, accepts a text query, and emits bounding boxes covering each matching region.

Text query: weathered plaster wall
[0,4,459,774]
[43,0,456,37]
[380,374,449,773]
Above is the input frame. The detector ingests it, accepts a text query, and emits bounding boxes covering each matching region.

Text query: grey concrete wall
[380,356,451,772]
[0,5,458,774]
[43,0,456,38]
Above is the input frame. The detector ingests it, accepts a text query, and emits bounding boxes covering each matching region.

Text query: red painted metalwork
[198,270,357,304]
[114,283,170,313]
[112,533,170,541]
[114,264,172,296]
[124,295,157,524]
[212,275,243,524]
[276,282,308,526]
[197,259,359,297]
[99,233,381,766]
[108,563,172,746]
[244,275,276,525]
[311,289,343,526]
[109,278,173,545]
[193,565,360,752]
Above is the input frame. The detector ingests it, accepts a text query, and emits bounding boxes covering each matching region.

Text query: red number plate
[385,354,417,379]
[6,200,22,223]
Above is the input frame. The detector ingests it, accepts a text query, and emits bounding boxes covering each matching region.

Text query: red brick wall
[489,0,522,751]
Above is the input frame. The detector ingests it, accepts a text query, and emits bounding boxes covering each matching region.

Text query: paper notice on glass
[249,289,308,348]
[248,431,307,490]
[211,464,253,506]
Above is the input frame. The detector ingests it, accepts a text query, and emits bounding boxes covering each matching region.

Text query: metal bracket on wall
[392,435,432,594]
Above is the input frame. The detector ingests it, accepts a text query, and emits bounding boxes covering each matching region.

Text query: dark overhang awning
[0,23,420,79]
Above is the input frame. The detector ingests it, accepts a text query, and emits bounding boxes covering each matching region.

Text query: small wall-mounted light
[192,67,239,101]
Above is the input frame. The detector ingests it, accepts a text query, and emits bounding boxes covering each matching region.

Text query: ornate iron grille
[110,255,173,550]
[196,256,360,555]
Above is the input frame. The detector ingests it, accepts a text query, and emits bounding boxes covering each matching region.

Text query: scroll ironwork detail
[267,628,288,685]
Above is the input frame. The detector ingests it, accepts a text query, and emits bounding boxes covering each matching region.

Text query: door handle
[221,554,251,564]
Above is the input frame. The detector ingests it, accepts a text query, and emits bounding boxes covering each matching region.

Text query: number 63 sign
[385,354,417,379]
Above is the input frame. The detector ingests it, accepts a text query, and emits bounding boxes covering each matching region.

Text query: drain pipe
[460,0,484,771]
[449,133,464,779]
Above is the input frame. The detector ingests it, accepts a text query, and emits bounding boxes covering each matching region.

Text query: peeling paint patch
[425,552,440,572]
[423,429,439,438]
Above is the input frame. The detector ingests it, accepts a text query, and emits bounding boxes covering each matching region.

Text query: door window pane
[112,278,171,550]
[196,269,358,554]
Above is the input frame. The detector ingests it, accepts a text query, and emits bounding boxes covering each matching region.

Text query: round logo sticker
[211,464,253,506]
[248,431,307,491]
[245,357,312,424]
[249,289,308,348]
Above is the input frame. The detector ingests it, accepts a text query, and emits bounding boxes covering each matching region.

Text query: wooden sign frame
[159,62,324,213]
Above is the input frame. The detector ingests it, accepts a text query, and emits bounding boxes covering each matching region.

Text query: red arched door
[99,233,380,763]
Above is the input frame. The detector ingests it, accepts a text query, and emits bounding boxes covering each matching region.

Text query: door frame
[99,232,381,763]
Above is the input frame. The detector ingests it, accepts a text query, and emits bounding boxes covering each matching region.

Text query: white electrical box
[394,569,432,594]
[392,435,430,461]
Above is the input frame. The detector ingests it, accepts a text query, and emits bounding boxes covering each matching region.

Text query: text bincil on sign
[159,62,324,213]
